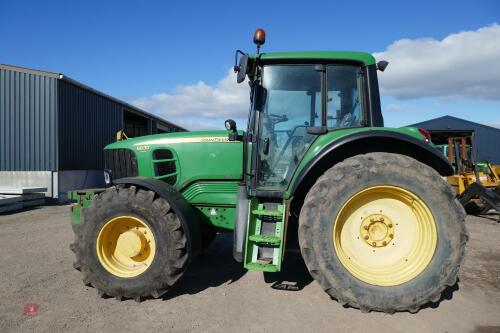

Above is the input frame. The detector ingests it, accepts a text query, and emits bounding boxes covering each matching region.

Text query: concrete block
[0,187,48,194]
[0,195,22,205]
[0,203,23,213]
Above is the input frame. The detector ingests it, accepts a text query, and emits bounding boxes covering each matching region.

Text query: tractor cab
[233,29,386,197]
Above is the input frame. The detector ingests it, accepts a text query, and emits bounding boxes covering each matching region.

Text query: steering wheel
[267,113,288,124]
[270,125,307,171]
[338,97,359,127]
[339,113,355,128]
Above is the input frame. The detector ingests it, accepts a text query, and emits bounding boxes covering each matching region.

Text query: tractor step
[244,200,286,272]
[245,262,280,273]
[251,209,283,217]
[248,234,281,245]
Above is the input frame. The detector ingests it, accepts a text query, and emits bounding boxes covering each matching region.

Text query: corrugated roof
[410,115,500,133]
[0,63,186,131]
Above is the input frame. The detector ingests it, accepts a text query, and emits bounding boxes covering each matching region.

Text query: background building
[0,63,185,200]
[411,115,500,164]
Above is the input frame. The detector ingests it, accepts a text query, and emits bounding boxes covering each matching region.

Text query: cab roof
[258,51,376,65]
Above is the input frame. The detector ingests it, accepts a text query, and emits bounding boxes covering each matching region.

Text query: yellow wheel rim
[96,216,156,278]
[333,186,437,286]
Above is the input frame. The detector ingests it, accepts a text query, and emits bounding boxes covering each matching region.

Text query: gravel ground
[0,205,499,333]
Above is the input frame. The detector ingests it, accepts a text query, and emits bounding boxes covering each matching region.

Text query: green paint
[248,234,281,245]
[251,209,283,217]
[259,51,376,65]
[107,130,243,191]
[194,206,235,230]
[102,132,243,231]
[68,190,98,225]
[284,126,428,198]
[181,181,239,205]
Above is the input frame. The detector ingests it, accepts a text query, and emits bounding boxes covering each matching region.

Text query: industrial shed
[411,115,500,164]
[0,63,185,200]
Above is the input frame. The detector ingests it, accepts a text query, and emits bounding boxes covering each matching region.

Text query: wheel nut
[382,241,387,246]
[364,225,369,230]
[372,242,376,246]
[389,234,394,238]
[380,217,384,222]
[364,235,369,240]
[388,223,393,228]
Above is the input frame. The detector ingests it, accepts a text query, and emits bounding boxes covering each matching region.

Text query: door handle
[263,138,270,155]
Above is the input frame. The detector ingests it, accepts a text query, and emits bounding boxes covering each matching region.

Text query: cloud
[169,118,221,131]
[386,103,413,112]
[374,24,500,100]
[133,69,250,130]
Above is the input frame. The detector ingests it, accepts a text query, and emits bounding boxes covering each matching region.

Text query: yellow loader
[431,130,500,217]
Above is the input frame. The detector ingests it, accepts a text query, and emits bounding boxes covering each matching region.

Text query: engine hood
[105,130,236,150]
[104,130,243,191]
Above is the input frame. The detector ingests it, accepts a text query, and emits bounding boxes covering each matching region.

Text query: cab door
[253,64,320,194]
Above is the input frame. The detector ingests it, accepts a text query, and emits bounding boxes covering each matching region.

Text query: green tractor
[70,29,468,313]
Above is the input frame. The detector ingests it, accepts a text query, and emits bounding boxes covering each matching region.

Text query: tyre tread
[298,152,468,313]
[72,185,190,301]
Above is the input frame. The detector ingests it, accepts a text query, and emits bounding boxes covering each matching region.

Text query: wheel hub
[96,216,156,278]
[360,214,394,247]
[333,185,437,286]
[116,229,146,258]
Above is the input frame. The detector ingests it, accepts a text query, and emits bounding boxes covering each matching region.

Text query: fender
[289,130,454,196]
[113,177,202,261]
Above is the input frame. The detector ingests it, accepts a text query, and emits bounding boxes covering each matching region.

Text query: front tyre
[298,153,468,313]
[71,185,190,301]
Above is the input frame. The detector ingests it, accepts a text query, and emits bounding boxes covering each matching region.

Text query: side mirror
[234,54,249,84]
[377,60,389,72]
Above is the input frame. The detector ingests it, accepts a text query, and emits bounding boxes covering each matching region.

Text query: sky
[1,0,499,130]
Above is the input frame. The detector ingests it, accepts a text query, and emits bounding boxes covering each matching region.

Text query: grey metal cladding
[58,80,123,170]
[0,67,58,171]
[1,63,186,174]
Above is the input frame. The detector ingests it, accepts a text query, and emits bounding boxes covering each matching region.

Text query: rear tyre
[298,152,468,313]
[71,185,189,300]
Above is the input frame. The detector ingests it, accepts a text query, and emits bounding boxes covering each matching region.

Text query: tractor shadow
[162,234,313,300]
[159,232,458,307]
[420,280,460,311]
[262,251,313,291]
[162,232,246,300]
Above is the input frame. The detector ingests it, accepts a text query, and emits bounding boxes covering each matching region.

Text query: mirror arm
[234,50,245,72]
[228,132,242,141]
